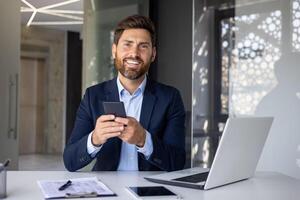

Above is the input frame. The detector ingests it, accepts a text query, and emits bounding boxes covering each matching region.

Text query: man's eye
[123,43,131,47]
[140,45,149,49]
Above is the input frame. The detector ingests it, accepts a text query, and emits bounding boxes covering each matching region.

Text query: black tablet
[126,186,177,199]
[103,102,126,118]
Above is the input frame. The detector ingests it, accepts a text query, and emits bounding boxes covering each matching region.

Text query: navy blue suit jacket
[63,78,186,171]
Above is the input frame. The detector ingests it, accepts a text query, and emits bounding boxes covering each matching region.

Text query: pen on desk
[58,180,72,191]
[3,159,10,168]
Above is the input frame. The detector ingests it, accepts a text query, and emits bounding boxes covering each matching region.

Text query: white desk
[6,171,300,200]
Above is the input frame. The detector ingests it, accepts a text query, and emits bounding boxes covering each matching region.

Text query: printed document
[38,177,115,199]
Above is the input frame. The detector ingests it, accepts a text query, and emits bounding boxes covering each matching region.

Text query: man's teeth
[126,60,140,64]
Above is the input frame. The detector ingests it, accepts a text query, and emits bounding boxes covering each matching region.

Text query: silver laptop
[145,117,273,190]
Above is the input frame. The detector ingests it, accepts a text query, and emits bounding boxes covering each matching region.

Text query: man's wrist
[91,131,101,147]
[87,131,102,157]
[136,129,146,147]
[136,130,153,159]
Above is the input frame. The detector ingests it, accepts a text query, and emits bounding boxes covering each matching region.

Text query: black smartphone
[127,186,177,199]
[102,102,126,118]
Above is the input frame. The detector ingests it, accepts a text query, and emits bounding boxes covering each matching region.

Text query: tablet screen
[129,186,176,197]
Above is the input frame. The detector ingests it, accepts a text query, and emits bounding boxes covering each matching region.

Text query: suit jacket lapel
[104,78,120,102]
[140,79,156,130]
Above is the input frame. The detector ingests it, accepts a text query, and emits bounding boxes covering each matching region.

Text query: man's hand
[114,117,146,147]
[91,115,124,146]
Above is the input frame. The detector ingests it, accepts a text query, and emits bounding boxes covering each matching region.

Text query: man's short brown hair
[113,15,156,47]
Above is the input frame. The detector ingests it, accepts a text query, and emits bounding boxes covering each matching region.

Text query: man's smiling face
[112,28,156,80]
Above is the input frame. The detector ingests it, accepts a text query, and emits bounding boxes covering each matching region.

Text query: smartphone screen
[128,186,176,197]
[102,102,126,118]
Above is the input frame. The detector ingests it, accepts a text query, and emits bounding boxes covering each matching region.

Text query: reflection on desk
[6,171,300,200]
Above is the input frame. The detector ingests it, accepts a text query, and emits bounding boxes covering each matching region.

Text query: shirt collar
[117,75,147,97]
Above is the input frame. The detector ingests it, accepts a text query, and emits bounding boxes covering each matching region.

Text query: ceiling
[21,0,83,32]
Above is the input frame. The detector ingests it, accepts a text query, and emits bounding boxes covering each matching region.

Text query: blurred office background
[0,0,299,179]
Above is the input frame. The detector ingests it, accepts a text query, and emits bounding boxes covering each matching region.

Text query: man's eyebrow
[139,42,151,45]
[121,40,151,45]
[122,39,134,43]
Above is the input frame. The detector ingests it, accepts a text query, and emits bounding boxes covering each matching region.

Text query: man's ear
[112,43,117,59]
[151,47,156,62]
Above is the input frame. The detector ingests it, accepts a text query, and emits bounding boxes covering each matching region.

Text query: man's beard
[114,55,151,80]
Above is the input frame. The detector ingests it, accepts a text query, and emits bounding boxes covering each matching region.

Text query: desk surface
[6,171,300,200]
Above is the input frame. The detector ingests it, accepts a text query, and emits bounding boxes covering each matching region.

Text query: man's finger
[100,121,123,128]
[118,133,129,141]
[114,117,129,125]
[97,114,115,123]
[101,132,122,141]
[101,126,124,134]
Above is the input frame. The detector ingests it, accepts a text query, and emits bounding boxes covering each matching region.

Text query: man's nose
[129,46,140,57]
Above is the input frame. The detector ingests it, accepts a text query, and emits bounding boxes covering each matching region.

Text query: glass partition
[193,0,300,179]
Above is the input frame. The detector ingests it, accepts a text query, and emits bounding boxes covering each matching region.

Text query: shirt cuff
[136,130,153,159]
[87,131,102,157]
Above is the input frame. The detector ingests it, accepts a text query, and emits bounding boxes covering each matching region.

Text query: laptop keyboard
[172,172,209,183]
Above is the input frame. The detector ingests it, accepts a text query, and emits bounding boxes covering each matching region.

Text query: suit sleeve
[63,89,95,171]
[148,89,186,171]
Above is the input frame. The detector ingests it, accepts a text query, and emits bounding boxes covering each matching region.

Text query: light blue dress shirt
[87,76,153,171]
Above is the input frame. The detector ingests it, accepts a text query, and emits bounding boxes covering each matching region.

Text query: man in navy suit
[63,15,186,171]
